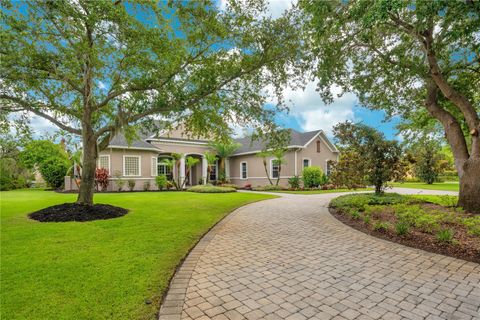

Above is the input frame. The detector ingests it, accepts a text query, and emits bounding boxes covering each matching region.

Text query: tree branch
[0,94,82,135]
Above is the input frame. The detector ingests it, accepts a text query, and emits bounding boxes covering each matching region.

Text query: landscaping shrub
[127,180,136,191]
[463,216,480,236]
[38,156,69,189]
[113,170,125,191]
[95,168,110,191]
[188,185,236,193]
[436,229,454,243]
[373,221,390,232]
[395,221,409,235]
[155,175,168,191]
[166,180,175,190]
[302,166,323,188]
[288,176,301,189]
[243,183,252,190]
[252,185,288,191]
[143,181,151,191]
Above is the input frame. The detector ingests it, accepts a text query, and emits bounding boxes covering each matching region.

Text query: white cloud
[218,0,295,19]
[273,80,358,136]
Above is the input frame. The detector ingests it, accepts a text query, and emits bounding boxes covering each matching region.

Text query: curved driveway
[159,189,480,320]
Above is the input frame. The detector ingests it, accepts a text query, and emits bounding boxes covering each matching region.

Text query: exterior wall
[228,134,339,188]
[229,151,296,187]
[296,135,339,176]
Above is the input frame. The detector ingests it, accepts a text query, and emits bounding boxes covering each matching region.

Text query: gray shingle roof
[108,133,160,151]
[233,129,324,154]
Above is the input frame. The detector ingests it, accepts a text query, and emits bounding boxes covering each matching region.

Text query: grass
[0,189,275,320]
[274,188,372,195]
[391,182,459,192]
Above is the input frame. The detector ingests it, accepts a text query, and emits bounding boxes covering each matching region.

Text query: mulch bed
[329,207,480,264]
[29,203,129,222]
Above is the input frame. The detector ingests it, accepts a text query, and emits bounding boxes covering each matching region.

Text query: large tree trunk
[77,131,97,205]
[458,158,480,214]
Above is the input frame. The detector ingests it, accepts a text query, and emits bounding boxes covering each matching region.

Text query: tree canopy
[300,0,479,212]
[0,0,303,204]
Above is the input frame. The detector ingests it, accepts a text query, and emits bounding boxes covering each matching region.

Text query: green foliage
[0,135,32,190]
[288,176,301,189]
[127,180,136,192]
[407,138,450,184]
[462,217,480,236]
[373,221,390,232]
[188,185,236,193]
[332,122,406,194]
[20,140,68,170]
[436,229,454,243]
[330,193,409,212]
[38,157,69,189]
[395,222,409,236]
[217,183,239,189]
[155,175,168,191]
[302,166,323,188]
[328,151,366,189]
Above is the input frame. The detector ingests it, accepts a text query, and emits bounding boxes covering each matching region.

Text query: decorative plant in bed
[329,193,480,263]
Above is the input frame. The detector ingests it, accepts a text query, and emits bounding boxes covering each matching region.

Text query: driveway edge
[158,197,278,320]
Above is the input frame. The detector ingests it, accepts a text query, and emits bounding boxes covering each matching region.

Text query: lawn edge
[156,194,278,320]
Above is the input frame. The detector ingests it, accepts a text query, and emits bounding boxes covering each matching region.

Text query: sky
[24,0,401,141]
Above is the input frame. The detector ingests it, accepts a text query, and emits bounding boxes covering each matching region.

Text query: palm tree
[256,150,274,185]
[208,140,241,182]
[204,151,217,183]
[170,153,183,190]
[160,158,177,189]
[182,156,200,188]
[272,149,287,186]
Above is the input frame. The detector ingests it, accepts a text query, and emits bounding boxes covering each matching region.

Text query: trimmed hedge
[188,185,237,193]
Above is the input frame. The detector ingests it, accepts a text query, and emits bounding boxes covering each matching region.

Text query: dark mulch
[29,203,129,222]
[330,207,480,264]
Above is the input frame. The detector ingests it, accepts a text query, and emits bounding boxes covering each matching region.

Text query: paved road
[159,189,479,320]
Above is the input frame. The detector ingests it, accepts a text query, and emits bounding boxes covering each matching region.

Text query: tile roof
[108,133,160,151]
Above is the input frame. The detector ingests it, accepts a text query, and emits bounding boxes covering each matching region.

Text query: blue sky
[27,0,401,141]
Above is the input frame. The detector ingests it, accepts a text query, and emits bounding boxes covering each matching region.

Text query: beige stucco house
[65,126,339,191]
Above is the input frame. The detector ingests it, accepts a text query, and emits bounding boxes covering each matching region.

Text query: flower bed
[329,193,480,263]
[188,185,236,193]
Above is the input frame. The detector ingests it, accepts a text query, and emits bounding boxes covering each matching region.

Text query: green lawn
[391,182,459,192]
[0,189,274,320]
[274,188,372,195]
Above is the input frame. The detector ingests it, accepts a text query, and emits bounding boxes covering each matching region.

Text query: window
[151,157,158,177]
[271,159,280,179]
[241,162,248,179]
[303,158,310,169]
[98,155,110,172]
[316,140,321,153]
[209,161,217,181]
[123,156,141,176]
[157,157,172,180]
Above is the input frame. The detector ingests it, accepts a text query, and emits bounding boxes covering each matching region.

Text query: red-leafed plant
[95,168,110,191]
[244,183,252,190]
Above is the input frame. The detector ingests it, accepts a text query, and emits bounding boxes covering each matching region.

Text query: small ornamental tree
[1,0,303,206]
[407,138,448,184]
[328,152,366,189]
[209,140,241,182]
[333,122,405,194]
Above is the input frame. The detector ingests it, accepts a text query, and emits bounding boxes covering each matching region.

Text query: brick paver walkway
[159,190,480,320]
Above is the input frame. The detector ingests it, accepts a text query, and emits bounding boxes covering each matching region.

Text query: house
[64,126,339,191]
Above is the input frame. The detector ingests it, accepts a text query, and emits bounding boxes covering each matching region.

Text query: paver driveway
[159,190,480,320]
